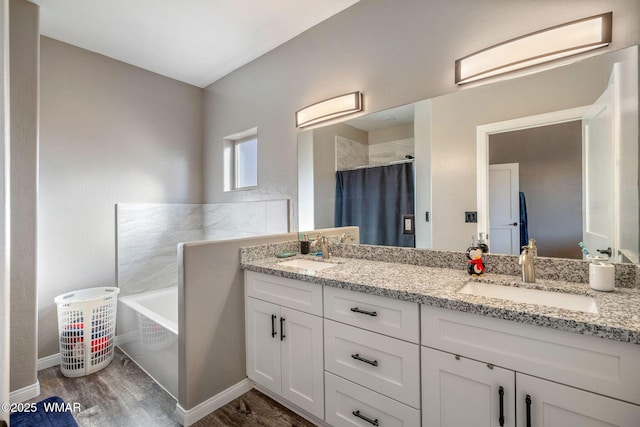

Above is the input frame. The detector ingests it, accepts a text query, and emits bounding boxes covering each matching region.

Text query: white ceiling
[32,0,360,88]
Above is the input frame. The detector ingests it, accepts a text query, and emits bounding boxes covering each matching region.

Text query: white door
[517,373,640,427]
[582,64,618,261]
[489,163,520,255]
[246,297,281,395]
[280,307,324,419]
[422,347,516,427]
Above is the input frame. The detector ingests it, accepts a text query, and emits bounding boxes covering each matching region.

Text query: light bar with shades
[296,91,363,128]
[455,12,612,85]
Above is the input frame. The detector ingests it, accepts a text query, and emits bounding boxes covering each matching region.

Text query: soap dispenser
[478,233,489,253]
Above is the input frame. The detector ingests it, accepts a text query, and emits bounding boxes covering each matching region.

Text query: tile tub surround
[117,200,289,295]
[240,244,640,344]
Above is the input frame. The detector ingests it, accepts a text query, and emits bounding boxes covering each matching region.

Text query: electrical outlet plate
[403,214,415,234]
[465,211,477,223]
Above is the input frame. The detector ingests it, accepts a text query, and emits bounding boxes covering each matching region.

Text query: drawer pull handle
[271,314,277,338]
[525,394,532,427]
[280,317,285,341]
[498,386,504,427]
[351,353,379,367]
[352,410,379,426]
[350,307,378,317]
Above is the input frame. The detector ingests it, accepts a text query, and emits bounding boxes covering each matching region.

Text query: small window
[224,128,258,191]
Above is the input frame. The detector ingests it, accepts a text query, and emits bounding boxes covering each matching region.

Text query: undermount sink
[278,258,338,271]
[458,282,598,314]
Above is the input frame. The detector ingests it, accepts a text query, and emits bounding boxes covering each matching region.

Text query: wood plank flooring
[28,348,316,426]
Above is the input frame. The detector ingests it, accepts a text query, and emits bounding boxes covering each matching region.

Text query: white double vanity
[242,246,640,427]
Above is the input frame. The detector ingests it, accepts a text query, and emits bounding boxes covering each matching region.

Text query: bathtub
[118,286,179,399]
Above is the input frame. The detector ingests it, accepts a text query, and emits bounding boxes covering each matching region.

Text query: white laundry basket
[55,287,120,377]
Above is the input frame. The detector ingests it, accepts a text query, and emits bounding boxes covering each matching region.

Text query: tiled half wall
[117,200,289,295]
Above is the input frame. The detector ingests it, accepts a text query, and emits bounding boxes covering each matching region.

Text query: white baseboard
[38,353,60,371]
[175,378,252,426]
[37,335,128,372]
[9,381,40,403]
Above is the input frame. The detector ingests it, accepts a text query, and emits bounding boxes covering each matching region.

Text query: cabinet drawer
[324,319,420,408]
[325,372,420,427]
[324,285,419,343]
[245,271,322,316]
[422,305,640,405]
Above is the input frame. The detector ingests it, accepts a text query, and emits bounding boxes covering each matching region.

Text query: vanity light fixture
[295,91,363,127]
[455,12,612,85]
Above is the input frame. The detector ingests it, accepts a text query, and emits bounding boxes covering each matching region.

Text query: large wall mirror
[298,46,639,264]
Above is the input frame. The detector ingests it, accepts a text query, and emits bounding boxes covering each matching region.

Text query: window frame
[224,127,258,192]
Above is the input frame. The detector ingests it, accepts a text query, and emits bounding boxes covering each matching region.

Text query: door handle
[509,222,518,226]
[352,410,379,426]
[498,386,505,427]
[280,317,285,341]
[271,314,277,338]
[351,353,379,367]
[597,247,612,257]
[350,307,378,317]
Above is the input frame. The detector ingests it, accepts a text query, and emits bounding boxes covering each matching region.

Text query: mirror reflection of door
[582,64,618,262]
[489,163,520,255]
[489,121,583,259]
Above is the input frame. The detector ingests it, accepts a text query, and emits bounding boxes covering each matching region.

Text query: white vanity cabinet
[421,305,640,427]
[245,271,324,419]
[422,346,515,427]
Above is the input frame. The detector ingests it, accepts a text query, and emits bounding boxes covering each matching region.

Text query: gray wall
[38,38,204,358]
[9,0,38,393]
[179,226,359,411]
[490,122,583,259]
[202,0,640,221]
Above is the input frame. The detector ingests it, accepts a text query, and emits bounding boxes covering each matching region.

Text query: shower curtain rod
[337,158,413,172]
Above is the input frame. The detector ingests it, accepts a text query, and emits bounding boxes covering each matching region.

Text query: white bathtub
[120,286,178,335]
[118,286,179,399]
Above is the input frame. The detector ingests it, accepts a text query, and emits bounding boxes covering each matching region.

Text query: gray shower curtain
[335,162,415,247]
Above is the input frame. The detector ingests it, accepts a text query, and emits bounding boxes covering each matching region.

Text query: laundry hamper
[55,287,120,377]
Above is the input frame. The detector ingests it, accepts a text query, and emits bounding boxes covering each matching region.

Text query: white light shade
[296,91,363,127]
[456,12,612,85]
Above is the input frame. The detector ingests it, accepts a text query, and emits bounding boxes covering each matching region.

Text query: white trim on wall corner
[9,381,40,403]
[175,378,253,426]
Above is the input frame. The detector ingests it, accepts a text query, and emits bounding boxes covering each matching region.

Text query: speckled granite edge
[242,242,638,288]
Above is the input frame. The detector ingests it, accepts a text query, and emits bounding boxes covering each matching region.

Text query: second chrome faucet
[518,239,537,283]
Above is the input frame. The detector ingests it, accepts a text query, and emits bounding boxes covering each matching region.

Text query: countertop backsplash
[241,241,638,288]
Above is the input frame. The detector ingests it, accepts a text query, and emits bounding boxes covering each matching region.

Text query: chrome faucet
[312,234,330,259]
[518,239,537,283]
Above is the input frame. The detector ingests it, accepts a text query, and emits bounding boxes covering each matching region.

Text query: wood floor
[28,348,316,426]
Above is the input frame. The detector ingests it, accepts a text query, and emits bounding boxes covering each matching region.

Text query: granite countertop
[242,254,640,345]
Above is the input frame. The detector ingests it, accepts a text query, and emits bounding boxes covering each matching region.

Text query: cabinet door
[422,347,515,427]
[517,373,640,427]
[246,297,281,394]
[280,307,324,419]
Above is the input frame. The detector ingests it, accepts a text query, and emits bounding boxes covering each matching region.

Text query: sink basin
[458,282,598,314]
[278,258,338,271]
